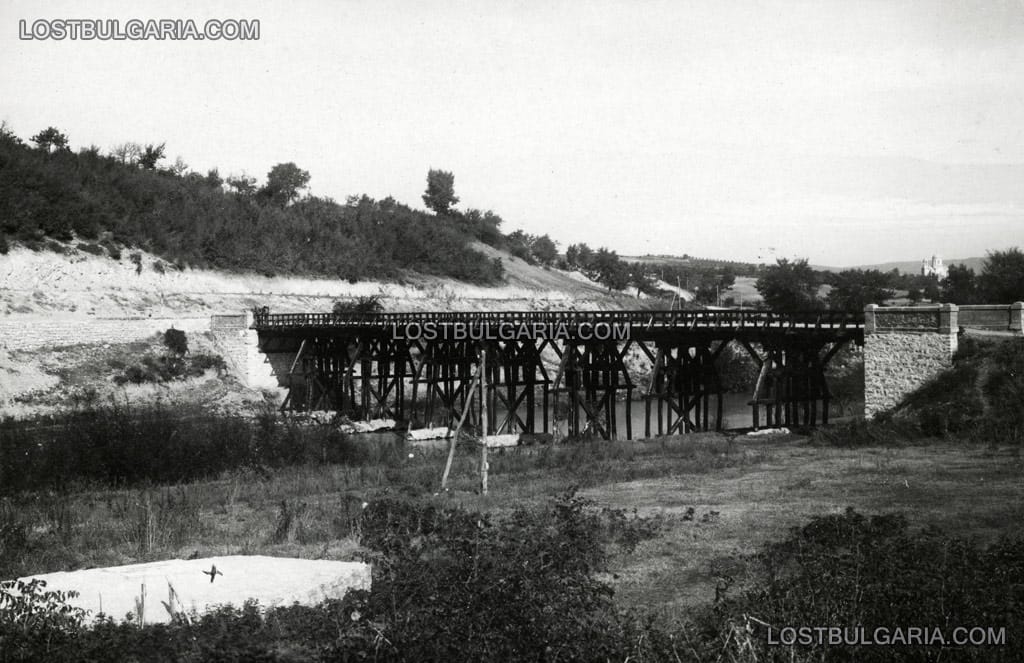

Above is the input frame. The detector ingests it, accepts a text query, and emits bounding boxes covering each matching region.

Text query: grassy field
[5,430,1021,621]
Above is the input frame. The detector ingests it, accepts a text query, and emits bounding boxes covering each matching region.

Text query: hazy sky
[2,0,1022,266]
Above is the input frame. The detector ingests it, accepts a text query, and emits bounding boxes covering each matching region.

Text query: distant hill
[819,257,989,275]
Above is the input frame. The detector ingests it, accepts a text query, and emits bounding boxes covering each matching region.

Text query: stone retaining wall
[0,316,210,351]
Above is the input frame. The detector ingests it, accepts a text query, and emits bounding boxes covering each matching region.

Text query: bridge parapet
[957,302,1024,334]
[863,304,958,418]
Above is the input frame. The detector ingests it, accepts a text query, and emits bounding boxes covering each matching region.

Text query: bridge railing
[251,308,864,331]
[958,303,1024,333]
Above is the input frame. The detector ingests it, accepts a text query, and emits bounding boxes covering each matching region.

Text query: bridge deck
[253,309,865,336]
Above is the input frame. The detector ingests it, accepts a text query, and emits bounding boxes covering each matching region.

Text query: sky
[1,0,1022,267]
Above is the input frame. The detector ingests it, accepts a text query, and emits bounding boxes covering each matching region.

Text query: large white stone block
[15,556,370,624]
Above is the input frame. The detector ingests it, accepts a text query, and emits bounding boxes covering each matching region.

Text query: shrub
[333,294,384,315]
[75,242,105,256]
[162,328,188,356]
[700,507,1024,662]
[358,490,637,661]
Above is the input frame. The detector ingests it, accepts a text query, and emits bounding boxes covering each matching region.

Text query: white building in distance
[921,255,948,279]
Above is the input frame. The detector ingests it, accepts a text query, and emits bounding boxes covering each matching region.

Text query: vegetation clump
[112,329,226,386]
[0,126,503,284]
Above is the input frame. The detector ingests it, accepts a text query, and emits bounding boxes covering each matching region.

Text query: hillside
[0,241,632,319]
[0,239,650,417]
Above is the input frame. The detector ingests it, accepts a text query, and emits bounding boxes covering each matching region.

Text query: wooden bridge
[252,308,864,439]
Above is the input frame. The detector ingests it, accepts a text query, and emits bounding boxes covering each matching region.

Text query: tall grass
[0,401,418,495]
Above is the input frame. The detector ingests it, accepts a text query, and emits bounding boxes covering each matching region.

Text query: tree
[978,248,1024,303]
[566,243,595,274]
[565,244,580,268]
[139,142,166,169]
[593,247,629,291]
[696,283,719,305]
[422,169,459,215]
[0,121,23,147]
[30,126,69,152]
[941,264,978,304]
[262,162,310,205]
[530,234,558,266]
[168,156,189,176]
[628,263,658,298]
[755,258,822,312]
[505,230,535,263]
[110,142,142,165]
[718,267,736,290]
[204,169,224,189]
[226,173,257,196]
[826,269,895,310]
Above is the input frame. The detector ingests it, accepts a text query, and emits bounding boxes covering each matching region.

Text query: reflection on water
[353,393,863,444]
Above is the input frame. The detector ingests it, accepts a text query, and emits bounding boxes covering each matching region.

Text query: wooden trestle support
[272,332,855,439]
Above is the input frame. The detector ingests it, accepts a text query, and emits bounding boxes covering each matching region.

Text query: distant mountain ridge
[818,257,988,275]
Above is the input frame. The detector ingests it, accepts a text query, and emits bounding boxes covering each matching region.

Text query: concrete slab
[16,556,370,624]
[483,434,521,448]
[339,418,396,434]
[407,426,453,441]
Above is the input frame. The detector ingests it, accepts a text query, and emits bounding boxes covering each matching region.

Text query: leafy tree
[138,142,166,170]
[422,169,459,215]
[978,247,1024,303]
[226,173,257,196]
[168,156,189,176]
[696,283,719,305]
[941,264,979,304]
[505,229,535,263]
[628,263,659,297]
[826,269,895,310]
[262,162,310,205]
[755,258,822,311]
[530,234,558,266]
[458,208,503,246]
[718,267,736,289]
[593,247,629,291]
[30,126,69,152]
[0,121,23,147]
[204,169,224,189]
[566,243,596,274]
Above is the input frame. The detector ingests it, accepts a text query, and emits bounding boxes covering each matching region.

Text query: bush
[700,508,1024,662]
[75,242,105,256]
[333,294,384,315]
[162,328,188,355]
